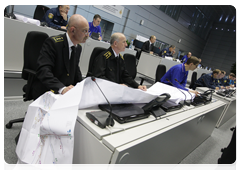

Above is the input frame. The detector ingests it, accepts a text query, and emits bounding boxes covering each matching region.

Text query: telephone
[191,90,214,106]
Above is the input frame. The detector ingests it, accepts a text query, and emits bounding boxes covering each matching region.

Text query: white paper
[16,77,158,164]
[146,82,195,104]
[27,18,40,26]
[15,14,28,23]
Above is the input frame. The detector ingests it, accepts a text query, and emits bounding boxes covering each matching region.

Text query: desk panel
[137,52,161,79]
[74,99,225,164]
[196,87,236,128]
[4,17,65,72]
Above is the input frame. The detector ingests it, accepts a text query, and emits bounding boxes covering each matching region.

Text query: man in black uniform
[91,32,147,91]
[141,35,156,54]
[31,14,89,100]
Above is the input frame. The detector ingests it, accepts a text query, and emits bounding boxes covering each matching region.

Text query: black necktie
[116,56,120,83]
[69,46,76,84]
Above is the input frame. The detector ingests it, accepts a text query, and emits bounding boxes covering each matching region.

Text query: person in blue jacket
[181,52,192,64]
[221,73,236,88]
[161,56,200,95]
[41,5,70,30]
[88,14,102,40]
[234,76,238,88]
[193,69,222,90]
[159,45,175,57]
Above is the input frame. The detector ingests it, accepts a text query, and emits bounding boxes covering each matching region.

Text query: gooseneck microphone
[91,76,114,127]
[174,78,193,103]
[166,78,190,106]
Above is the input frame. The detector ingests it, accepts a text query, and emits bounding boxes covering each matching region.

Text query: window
[159,5,182,21]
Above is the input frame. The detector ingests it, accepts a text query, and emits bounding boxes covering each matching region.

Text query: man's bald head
[67,14,89,45]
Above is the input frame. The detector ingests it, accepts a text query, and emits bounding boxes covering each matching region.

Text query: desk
[73,99,225,164]
[4,17,65,72]
[137,52,161,79]
[196,87,236,128]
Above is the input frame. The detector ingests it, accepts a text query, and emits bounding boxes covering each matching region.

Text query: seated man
[32,14,89,100]
[218,70,227,89]
[181,52,192,64]
[193,69,222,90]
[91,32,147,91]
[89,14,102,41]
[160,56,200,95]
[141,35,156,54]
[220,73,236,88]
[41,5,70,30]
[159,45,175,58]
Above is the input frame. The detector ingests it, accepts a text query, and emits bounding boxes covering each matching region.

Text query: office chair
[155,64,166,83]
[140,64,166,85]
[33,5,50,21]
[123,53,137,79]
[189,71,197,89]
[86,47,107,77]
[5,31,49,135]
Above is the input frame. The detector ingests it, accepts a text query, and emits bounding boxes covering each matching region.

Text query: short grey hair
[110,33,120,45]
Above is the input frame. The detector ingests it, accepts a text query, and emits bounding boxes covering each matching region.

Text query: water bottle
[129,39,133,49]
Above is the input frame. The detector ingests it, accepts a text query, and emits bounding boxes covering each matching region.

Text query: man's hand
[61,26,67,30]
[230,84,235,88]
[61,85,74,94]
[150,51,153,55]
[60,10,68,21]
[220,86,225,89]
[138,85,147,91]
[98,36,102,41]
[215,87,220,90]
[189,89,199,96]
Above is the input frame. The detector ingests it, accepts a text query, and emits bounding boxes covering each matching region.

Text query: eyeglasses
[73,26,89,35]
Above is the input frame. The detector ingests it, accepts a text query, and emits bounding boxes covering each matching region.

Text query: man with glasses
[31,14,89,100]
[41,5,70,30]
[161,56,200,95]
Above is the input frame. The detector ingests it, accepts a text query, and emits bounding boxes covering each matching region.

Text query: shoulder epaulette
[52,36,64,43]
[104,51,112,59]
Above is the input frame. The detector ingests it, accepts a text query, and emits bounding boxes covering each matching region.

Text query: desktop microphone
[166,78,189,106]
[174,78,193,103]
[91,76,114,127]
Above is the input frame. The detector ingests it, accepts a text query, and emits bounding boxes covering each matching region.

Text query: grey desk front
[73,99,225,164]
[196,87,236,128]
[4,17,65,72]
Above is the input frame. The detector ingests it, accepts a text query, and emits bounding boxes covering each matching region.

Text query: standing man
[181,52,192,64]
[89,14,102,40]
[141,35,156,54]
[159,45,176,58]
[91,32,147,91]
[161,56,200,95]
[41,5,70,30]
[193,69,222,90]
[32,14,89,100]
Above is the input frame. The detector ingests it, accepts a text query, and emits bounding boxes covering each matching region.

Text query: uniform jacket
[161,63,188,91]
[32,33,82,100]
[41,7,68,29]
[141,40,154,53]
[92,47,139,88]
[195,73,220,89]
[159,48,173,57]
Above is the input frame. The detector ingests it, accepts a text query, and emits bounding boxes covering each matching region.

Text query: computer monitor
[153,46,160,54]
[133,39,144,49]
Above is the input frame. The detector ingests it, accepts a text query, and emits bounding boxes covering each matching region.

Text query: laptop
[91,32,100,40]
[98,103,150,124]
